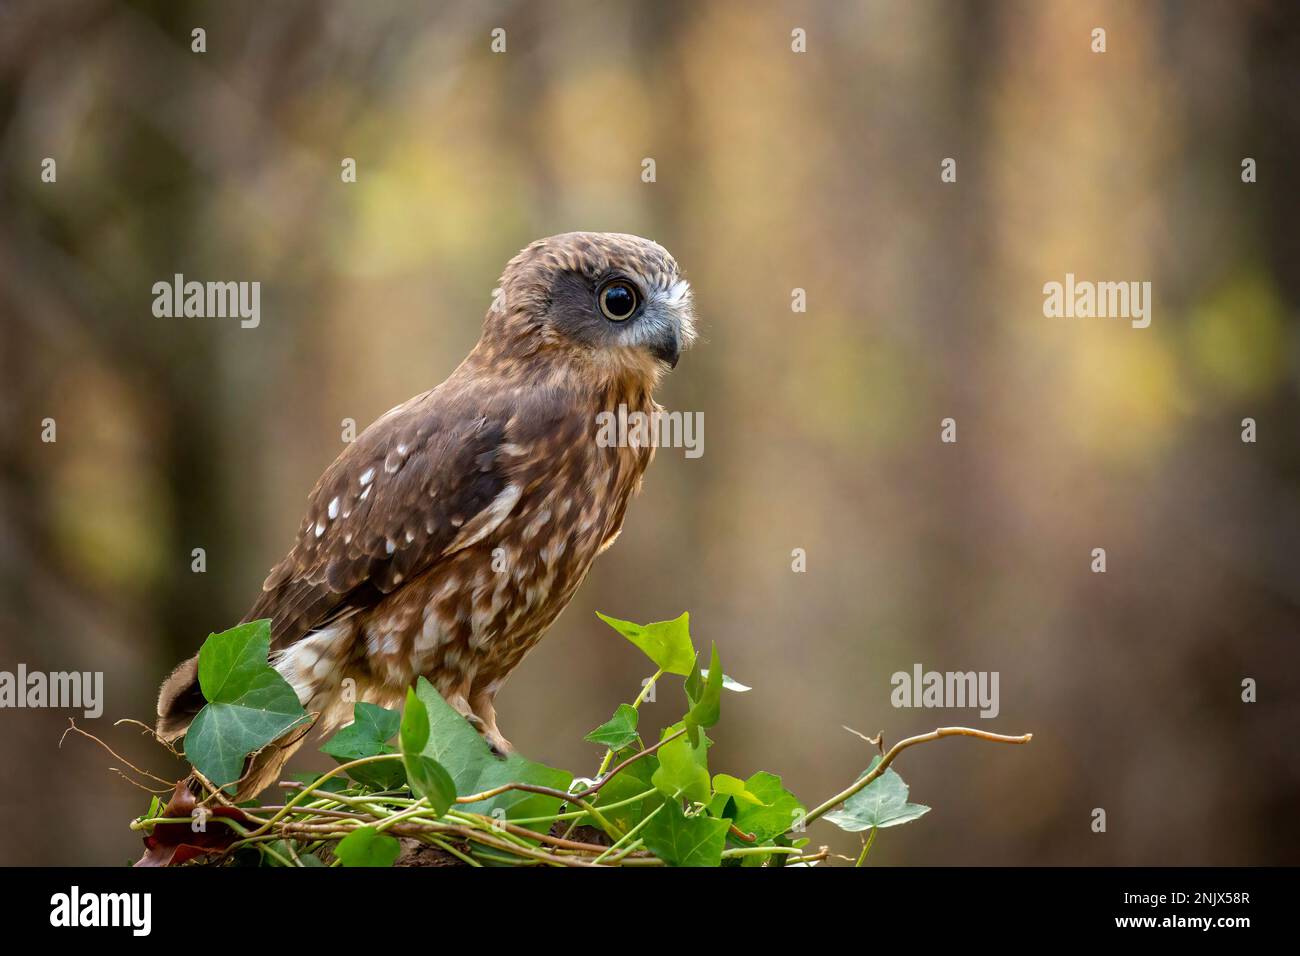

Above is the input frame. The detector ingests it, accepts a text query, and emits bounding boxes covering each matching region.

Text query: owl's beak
[650,327,681,368]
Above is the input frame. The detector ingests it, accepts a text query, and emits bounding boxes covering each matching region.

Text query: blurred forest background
[2,0,1298,866]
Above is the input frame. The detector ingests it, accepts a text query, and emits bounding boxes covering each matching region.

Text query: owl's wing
[245,386,522,652]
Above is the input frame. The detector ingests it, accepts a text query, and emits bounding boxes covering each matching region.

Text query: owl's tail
[156,654,203,742]
[156,654,313,800]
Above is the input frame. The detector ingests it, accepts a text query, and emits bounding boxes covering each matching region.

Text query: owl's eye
[598,280,639,321]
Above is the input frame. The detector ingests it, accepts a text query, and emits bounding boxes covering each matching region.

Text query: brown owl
[157,232,695,796]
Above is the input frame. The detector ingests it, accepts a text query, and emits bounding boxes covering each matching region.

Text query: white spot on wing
[446,483,523,552]
[523,508,552,540]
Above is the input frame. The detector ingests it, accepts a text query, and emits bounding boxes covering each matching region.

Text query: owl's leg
[470,688,513,758]
[436,677,505,755]
[433,671,511,756]
[438,675,482,728]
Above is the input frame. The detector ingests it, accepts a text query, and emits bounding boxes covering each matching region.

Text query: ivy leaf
[707,790,736,820]
[320,702,405,790]
[596,611,696,676]
[823,756,931,832]
[642,795,730,867]
[335,826,400,867]
[684,653,703,703]
[400,687,431,754]
[404,755,456,816]
[413,678,571,829]
[262,840,298,867]
[584,703,640,750]
[591,751,659,836]
[323,701,401,760]
[732,772,805,842]
[651,725,711,806]
[712,773,765,807]
[684,643,723,744]
[399,687,456,815]
[184,620,309,788]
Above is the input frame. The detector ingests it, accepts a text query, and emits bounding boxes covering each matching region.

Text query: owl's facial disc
[591,274,682,368]
[493,232,695,378]
[542,267,694,373]
[596,272,694,370]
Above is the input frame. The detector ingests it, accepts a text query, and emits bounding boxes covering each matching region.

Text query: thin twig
[114,718,183,757]
[59,719,175,786]
[800,726,1032,828]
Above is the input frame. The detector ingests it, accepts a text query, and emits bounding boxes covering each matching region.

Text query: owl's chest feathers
[353,390,656,691]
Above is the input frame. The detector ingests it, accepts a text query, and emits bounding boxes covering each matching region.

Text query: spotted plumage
[157,232,696,796]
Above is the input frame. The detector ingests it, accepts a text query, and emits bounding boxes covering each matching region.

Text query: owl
[157,232,695,796]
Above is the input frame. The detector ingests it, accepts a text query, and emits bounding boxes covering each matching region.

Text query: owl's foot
[463,713,512,757]
[447,693,512,758]
[469,692,513,759]
[482,728,513,759]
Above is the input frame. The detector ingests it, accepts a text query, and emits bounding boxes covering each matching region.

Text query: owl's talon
[483,729,513,759]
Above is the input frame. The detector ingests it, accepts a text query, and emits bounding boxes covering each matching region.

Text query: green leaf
[591,751,658,836]
[262,840,296,866]
[322,702,401,761]
[400,687,431,754]
[398,688,456,814]
[642,796,730,867]
[412,678,571,829]
[732,772,805,842]
[685,643,723,741]
[184,620,309,788]
[823,756,931,832]
[706,790,736,819]
[596,611,696,676]
[584,703,640,750]
[651,726,711,806]
[404,754,456,815]
[684,655,703,703]
[335,826,400,867]
[712,773,765,807]
[320,702,405,790]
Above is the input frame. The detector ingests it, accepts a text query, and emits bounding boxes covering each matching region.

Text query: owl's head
[483,232,696,383]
